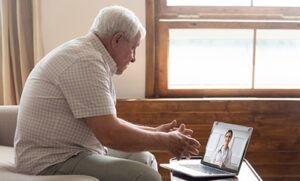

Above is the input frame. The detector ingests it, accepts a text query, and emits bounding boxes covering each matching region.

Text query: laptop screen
[201,121,253,174]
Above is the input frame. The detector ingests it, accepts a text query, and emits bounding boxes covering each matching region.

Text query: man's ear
[111,32,124,48]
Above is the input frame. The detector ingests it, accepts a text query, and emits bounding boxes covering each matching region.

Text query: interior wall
[117,99,300,181]
[40,0,146,98]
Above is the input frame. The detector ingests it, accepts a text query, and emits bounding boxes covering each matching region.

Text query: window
[167,0,300,7]
[146,0,300,97]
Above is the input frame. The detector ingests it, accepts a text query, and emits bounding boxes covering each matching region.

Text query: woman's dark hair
[226,129,233,136]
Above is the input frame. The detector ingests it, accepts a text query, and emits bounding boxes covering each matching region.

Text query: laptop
[160,121,253,178]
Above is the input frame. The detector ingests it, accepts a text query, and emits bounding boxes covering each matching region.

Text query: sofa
[0,105,99,181]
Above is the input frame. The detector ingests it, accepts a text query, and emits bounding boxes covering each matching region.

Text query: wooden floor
[116,99,300,181]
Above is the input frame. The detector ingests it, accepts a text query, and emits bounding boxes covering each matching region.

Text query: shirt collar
[88,32,117,76]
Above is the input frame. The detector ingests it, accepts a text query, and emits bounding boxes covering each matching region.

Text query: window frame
[145,0,300,98]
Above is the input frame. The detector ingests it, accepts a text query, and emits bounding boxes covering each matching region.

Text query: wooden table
[170,159,262,181]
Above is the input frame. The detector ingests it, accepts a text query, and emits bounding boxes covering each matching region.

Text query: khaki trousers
[39,149,161,181]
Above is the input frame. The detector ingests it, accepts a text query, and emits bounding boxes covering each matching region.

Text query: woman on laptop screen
[212,129,233,168]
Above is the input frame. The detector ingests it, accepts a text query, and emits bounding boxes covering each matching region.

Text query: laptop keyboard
[180,164,228,175]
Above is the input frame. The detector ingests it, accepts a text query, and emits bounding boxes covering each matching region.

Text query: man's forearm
[87,116,167,152]
[112,118,165,151]
[137,125,156,131]
[119,118,157,132]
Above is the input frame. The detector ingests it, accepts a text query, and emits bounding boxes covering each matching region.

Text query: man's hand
[155,120,177,132]
[156,120,193,137]
[165,124,200,160]
[217,161,225,168]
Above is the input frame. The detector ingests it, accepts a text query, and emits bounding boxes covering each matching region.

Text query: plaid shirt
[14,32,117,175]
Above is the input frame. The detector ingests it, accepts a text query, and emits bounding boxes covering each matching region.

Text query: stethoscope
[217,145,224,153]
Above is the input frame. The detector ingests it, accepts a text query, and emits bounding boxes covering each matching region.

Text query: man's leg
[40,151,162,181]
[107,148,158,170]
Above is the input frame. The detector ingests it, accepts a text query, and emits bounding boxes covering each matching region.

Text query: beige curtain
[0,0,43,105]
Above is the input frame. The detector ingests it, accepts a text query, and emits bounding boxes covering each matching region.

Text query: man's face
[111,32,141,75]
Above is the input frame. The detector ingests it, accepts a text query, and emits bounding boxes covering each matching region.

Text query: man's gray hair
[90,5,146,41]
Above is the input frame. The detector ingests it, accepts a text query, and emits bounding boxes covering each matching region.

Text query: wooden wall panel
[116,99,300,181]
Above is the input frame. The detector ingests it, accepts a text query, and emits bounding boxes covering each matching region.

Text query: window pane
[253,0,300,7]
[255,30,300,89]
[168,29,253,89]
[167,0,251,6]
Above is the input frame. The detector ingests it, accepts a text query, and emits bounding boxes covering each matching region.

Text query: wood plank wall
[116,99,300,181]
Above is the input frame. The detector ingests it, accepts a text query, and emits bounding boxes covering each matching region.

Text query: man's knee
[136,166,162,181]
[128,151,158,170]
[110,158,161,181]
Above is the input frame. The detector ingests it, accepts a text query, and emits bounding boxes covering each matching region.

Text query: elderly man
[14,5,200,181]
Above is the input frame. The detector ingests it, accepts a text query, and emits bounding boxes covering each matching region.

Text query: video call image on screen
[203,123,252,171]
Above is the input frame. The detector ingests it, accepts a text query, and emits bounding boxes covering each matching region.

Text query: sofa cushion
[0,146,14,167]
[0,146,99,181]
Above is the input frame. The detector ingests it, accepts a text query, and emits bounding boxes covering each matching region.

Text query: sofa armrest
[0,106,18,146]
